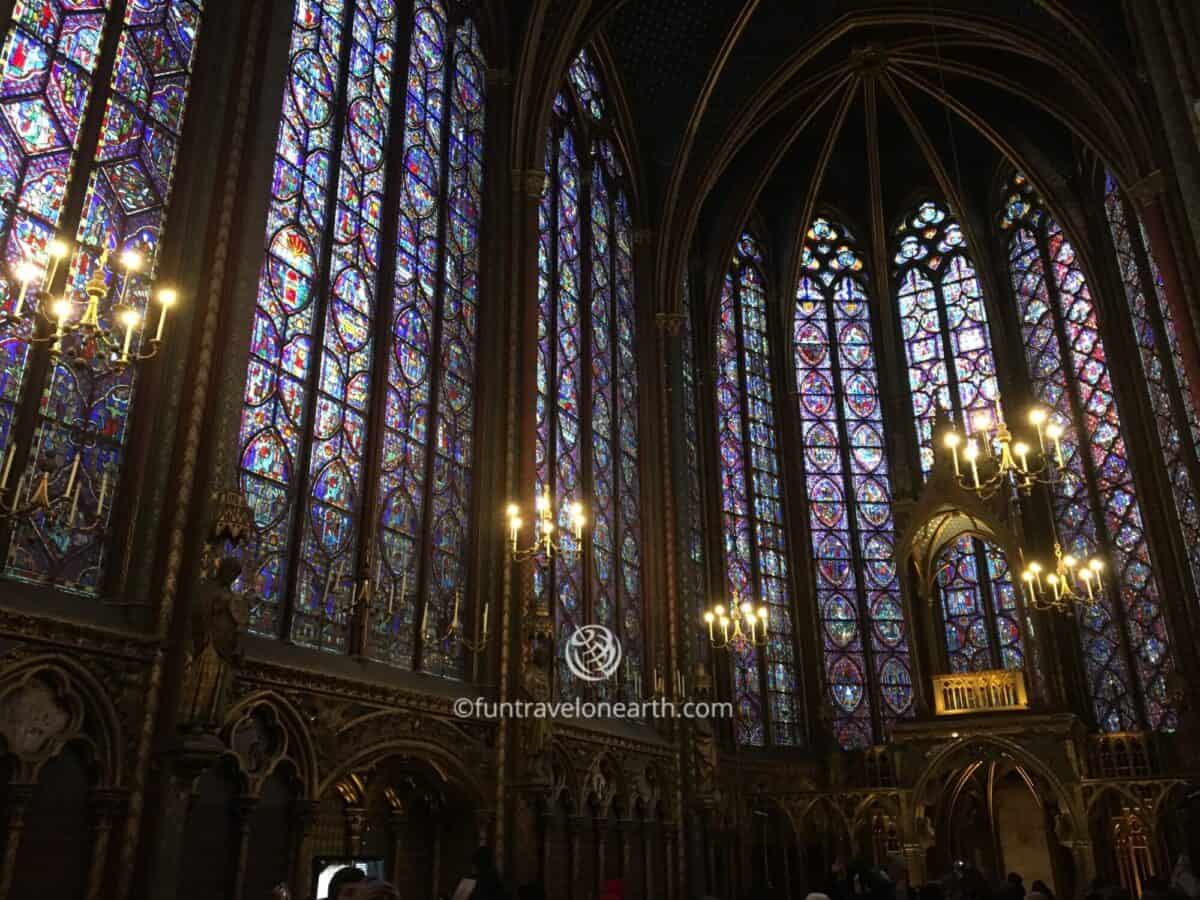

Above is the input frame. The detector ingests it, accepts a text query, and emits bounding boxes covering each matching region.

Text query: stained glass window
[237,0,487,676]
[1001,172,1175,731]
[794,217,912,749]
[1101,172,1200,601]
[536,49,643,701]
[716,231,799,747]
[893,199,1026,674]
[0,0,204,590]
[680,274,709,664]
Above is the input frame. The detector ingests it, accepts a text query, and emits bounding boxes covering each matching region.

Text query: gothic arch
[222,692,318,799]
[907,734,1084,846]
[0,656,123,787]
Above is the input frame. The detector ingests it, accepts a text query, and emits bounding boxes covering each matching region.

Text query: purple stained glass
[0,0,114,473]
[681,275,708,664]
[893,199,1025,675]
[1003,172,1174,731]
[539,53,643,702]
[290,0,398,654]
[6,0,203,590]
[1102,172,1200,601]
[795,217,912,749]
[718,232,798,746]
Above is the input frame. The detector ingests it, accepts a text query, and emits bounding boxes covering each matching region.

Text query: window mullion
[412,17,462,672]
[353,1,418,659]
[578,144,595,647]
[825,285,883,742]
[278,0,362,644]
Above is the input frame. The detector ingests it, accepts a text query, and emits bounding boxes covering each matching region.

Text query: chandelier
[1021,543,1104,613]
[703,591,769,650]
[506,488,585,563]
[940,402,1068,500]
[0,237,176,527]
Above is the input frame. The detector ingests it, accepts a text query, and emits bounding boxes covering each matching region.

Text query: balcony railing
[932,669,1029,715]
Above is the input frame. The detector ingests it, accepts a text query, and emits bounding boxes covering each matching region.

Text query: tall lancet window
[894,200,1026,674]
[716,232,799,746]
[794,217,913,748]
[0,0,204,589]
[1101,172,1200,600]
[237,0,487,677]
[680,273,709,663]
[1001,172,1174,731]
[536,49,644,700]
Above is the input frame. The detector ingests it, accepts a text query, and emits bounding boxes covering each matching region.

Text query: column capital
[1128,169,1167,205]
[514,169,546,199]
[656,312,686,336]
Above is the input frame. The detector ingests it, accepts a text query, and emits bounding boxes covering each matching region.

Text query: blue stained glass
[1004,172,1173,731]
[893,199,1025,677]
[796,217,912,748]
[717,233,797,747]
[5,0,203,590]
[539,53,643,702]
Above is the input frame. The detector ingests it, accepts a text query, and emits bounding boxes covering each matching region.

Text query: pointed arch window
[893,200,1026,675]
[1101,172,1200,601]
[715,232,799,747]
[536,48,644,699]
[1001,172,1174,731]
[237,0,487,677]
[794,217,912,748]
[0,0,205,589]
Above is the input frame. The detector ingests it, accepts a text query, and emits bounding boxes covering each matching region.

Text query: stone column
[902,842,927,890]
[595,818,608,897]
[345,806,367,856]
[1068,840,1097,898]
[643,821,658,900]
[85,789,127,900]
[567,816,585,900]
[0,784,35,897]
[617,819,633,879]
[232,795,259,900]
[289,799,320,898]
[142,735,226,900]
[389,807,408,887]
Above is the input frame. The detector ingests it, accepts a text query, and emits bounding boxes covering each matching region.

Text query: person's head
[1008,875,1024,887]
[328,866,367,900]
[339,882,401,900]
[1031,882,1050,895]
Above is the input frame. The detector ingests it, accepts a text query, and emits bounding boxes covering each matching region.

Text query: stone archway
[908,735,1087,896]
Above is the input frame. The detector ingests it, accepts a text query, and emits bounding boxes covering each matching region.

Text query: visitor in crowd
[327,866,367,900]
[1030,879,1054,900]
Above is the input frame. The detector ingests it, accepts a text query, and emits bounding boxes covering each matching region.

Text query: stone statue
[179,556,247,733]
[521,626,554,779]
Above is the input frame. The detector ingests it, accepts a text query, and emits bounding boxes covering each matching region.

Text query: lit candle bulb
[720,616,729,643]
[1013,441,1030,474]
[1080,568,1095,602]
[507,503,520,551]
[51,297,71,352]
[1022,571,1036,605]
[481,601,489,640]
[1029,562,1043,591]
[44,239,69,290]
[12,261,37,318]
[119,308,140,362]
[964,440,981,488]
[1047,573,1060,601]
[1045,422,1064,467]
[1029,407,1047,451]
[1088,558,1103,592]
[154,288,176,342]
[452,589,460,629]
[943,430,962,477]
[571,501,584,539]
[705,611,715,642]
